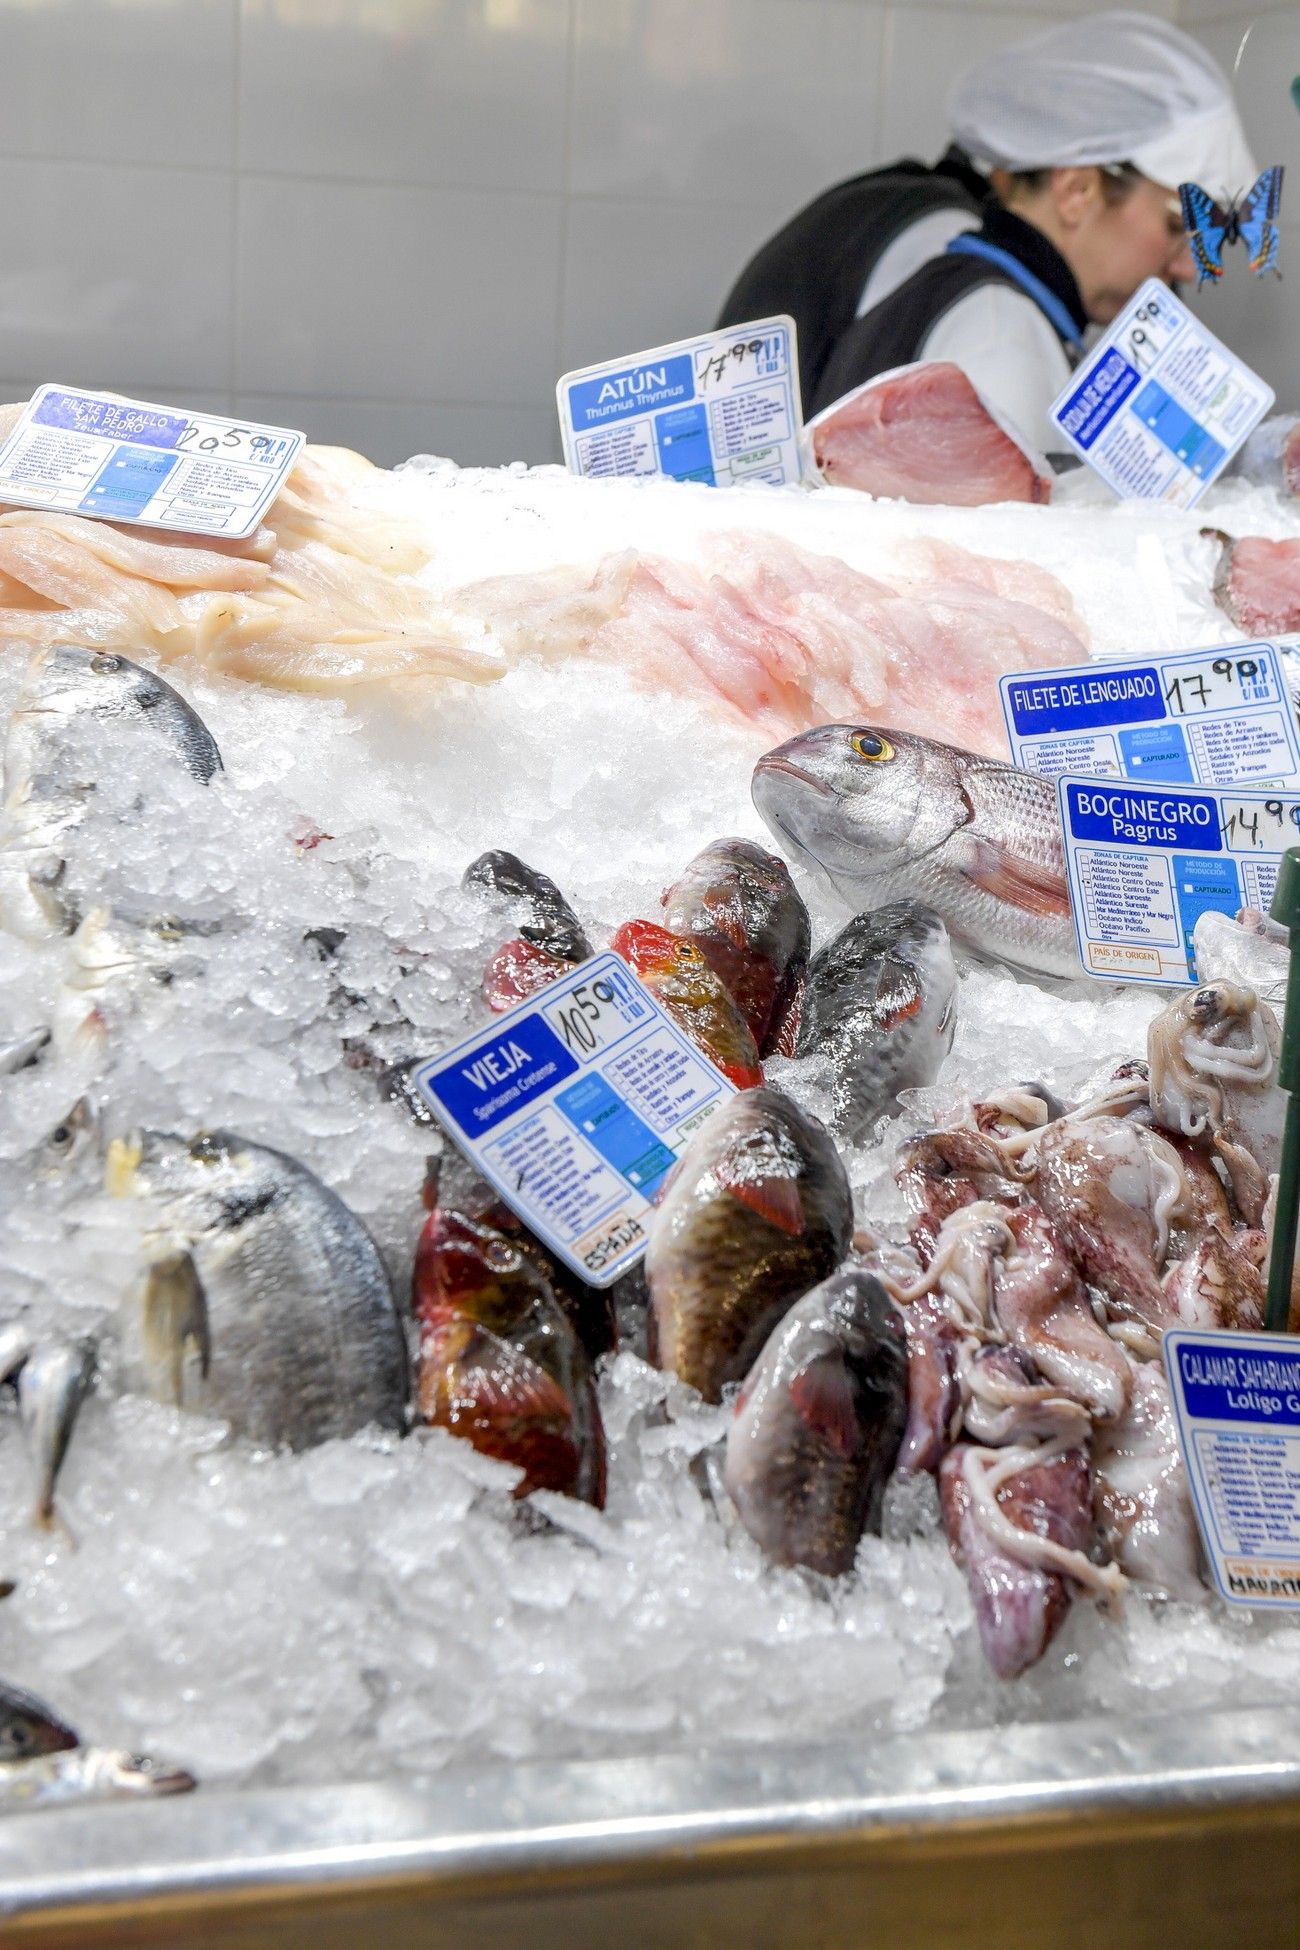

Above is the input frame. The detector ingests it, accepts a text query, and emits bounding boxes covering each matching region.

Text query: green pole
[1266,847,1300,1333]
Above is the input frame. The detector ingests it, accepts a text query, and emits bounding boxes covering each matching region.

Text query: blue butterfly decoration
[1179,165,1284,285]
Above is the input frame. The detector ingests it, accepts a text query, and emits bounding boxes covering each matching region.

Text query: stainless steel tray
[3,1706,1300,1947]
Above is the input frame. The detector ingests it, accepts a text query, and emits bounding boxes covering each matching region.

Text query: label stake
[1266,846,1300,1331]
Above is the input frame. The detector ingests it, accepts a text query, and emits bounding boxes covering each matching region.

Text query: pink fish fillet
[582,532,1085,757]
[1211,533,1300,636]
[810,363,1052,507]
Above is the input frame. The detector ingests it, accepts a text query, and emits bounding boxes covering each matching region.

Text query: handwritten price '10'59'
[1222,799,1300,851]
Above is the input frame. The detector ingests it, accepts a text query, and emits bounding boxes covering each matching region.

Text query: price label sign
[557,316,804,489]
[0,385,304,539]
[413,952,734,1287]
[1056,773,1300,984]
[1001,640,1300,789]
[1166,1328,1300,1611]
[1048,279,1273,506]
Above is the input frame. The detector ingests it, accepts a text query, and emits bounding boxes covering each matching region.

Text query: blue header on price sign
[413,952,734,1287]
[1048,280,1272,506]
[1001,641,1300,794]
[1166,1328,1300,1610]
[557,316,804,490]
[1056,773,1300,985]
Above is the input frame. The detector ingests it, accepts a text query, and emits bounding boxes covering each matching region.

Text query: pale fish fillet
[0,527,191,635]
[0,405,499,697]
[176,586,503,694]
[460,530,1085,755]
[271,445,433,576]
[890,535,1084,637]
[0,512,271,591]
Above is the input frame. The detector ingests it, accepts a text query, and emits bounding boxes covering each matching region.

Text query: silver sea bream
[752,725,1078,978]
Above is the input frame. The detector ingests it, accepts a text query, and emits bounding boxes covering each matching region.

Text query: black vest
[809,207,1089,418]
[715,147,988,409]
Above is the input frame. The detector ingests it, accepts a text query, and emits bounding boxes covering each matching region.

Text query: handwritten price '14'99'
[1222,798,1300,851]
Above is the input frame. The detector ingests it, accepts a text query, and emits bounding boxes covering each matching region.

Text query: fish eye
[47,1123,74,1155]
[90,654,122,676]
[675,942,704,963]
[190,1135,223,1165]
[850,733,894,762]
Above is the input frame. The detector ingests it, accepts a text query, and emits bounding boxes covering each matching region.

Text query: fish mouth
[754,756,834,797]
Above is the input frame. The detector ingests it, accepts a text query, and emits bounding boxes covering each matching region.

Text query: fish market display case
[4,1706,1300,1947]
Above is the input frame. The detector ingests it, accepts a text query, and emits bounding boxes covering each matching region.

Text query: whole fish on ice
[795,902,956,1141]
[0,1679,78,1762]
[0,644,222,937]
[422,1140,617,1362]
[107,1129,409,1449]
[0,1747,195,1814]
[464,848,593,1011]
[611,920,764,1089]
[661,838,809,1057]
[646,1085,852,1401]
[18,1339,96,1528]
[724,1263,908,1575]
[414,1179,606,1506]
[753,726,1078,979]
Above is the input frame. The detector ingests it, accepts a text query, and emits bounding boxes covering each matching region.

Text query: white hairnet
[949,10,1258,201]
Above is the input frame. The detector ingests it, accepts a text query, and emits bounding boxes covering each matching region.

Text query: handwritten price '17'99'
[696,335,781,390]
[1163,654,1266,716]
[1222,799,1300,851]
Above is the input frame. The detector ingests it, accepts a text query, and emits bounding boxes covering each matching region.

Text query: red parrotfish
[609,919,764,1089]
[660,838,810,1057]
[414,1198,606,1508]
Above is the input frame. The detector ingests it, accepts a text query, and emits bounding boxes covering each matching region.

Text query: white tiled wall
[0,0,1289,468]
[1186,7,1299,406]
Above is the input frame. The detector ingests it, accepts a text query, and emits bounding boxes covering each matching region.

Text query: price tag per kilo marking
[1056,773,1300,985]
[1166,1329,1300,1611]
[1048,278,1273,507]
[1001,640,1300,790]
[412,952,735,1287]
[556,315,804,490]
[0,385,304,540]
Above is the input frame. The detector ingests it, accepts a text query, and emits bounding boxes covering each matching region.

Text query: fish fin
[790,1357,859,1456]
[712,1143,804,1234]
[142,1249,211,1404]
[438,1324,574,1428]
[764,979,803,1059]
[874,958,923,1030]
[960,836,1071,920]
[481,939,567,1013]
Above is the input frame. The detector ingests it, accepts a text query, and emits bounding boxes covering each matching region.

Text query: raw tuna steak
[809,363,1052,508]
[1210,531,1300,636]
